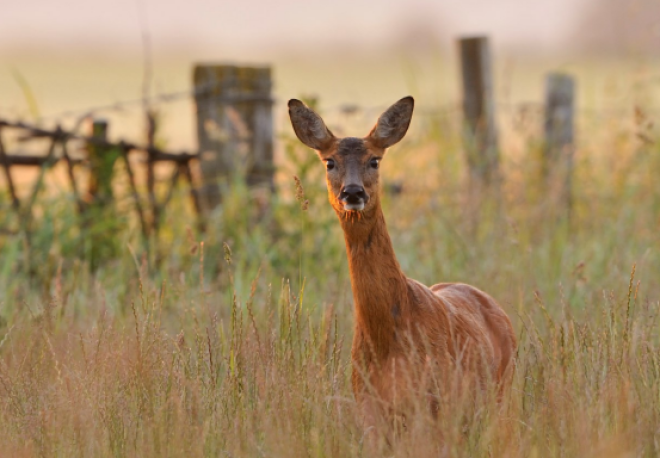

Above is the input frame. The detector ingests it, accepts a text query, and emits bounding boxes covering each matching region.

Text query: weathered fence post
[544,73,575,214]
[86,118,121,270]
[459,36,499,185]
[193,64,274,210]
[87,119,118,205]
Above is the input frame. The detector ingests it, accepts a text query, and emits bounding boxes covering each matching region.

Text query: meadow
[0,52,660,457]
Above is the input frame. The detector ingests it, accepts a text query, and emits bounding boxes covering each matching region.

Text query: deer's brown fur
[288,96,517,419]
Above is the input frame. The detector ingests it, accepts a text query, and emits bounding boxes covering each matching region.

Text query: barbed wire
[38,88,194,121]
[2,84,275,126]
[0,83,654,135]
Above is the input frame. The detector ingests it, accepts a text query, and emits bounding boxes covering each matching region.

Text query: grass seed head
[293,175,308,211]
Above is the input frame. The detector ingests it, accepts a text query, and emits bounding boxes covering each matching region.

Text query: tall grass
[0,94,659,456]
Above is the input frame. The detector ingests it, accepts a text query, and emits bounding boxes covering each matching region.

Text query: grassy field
[1,52,660,456]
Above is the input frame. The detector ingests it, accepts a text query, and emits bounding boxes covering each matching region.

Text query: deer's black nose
[340,185,368,204]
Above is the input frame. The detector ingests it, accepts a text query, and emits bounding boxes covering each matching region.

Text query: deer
[288,96,517,428]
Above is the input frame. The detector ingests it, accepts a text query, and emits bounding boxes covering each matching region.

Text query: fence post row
[459,36,499,186]
[544,73,575,214]
[1,49,579,248]
[193,64,274,211]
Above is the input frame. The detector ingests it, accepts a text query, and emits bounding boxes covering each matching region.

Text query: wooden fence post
[193,64,274,210]
[86,119,121,270]
[544,73,575,214]
[459,36,499,185]
[87,119,118,205]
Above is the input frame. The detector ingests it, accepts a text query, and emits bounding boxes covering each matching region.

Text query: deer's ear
[288,99,335,151]
[367,96,414,149]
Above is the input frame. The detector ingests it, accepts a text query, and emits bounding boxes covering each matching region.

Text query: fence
[0,117,201,242]
[0,36,582,253]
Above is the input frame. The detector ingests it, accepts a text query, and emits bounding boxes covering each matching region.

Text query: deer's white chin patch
[343,202,364,211]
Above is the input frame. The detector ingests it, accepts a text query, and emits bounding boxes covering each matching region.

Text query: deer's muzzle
[339,185,369,211]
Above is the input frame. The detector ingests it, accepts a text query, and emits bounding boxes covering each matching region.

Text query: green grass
[1,90,660,456]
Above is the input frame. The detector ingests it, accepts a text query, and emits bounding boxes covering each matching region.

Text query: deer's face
[317,137,383,213]
[288,97,414,215]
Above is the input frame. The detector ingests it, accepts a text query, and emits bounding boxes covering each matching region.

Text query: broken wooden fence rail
[0,118,204,243]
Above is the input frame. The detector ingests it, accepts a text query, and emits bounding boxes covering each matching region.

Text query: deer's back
[430,282,517,384]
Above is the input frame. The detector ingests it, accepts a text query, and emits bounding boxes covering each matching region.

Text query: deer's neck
[339,204,408,358]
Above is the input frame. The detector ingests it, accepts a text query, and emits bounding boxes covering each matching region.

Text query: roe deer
[288,96,517,422]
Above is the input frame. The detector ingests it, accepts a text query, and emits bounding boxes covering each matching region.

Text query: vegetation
[0,89,659,456]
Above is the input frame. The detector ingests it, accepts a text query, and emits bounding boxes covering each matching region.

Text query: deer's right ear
[288,99,335,151]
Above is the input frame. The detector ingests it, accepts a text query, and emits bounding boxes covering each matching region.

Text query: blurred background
[2,0,660,149]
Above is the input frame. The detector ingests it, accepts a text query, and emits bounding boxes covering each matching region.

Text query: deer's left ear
[367,96,414,149]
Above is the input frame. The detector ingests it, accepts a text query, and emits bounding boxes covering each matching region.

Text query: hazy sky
[2,0,593,57]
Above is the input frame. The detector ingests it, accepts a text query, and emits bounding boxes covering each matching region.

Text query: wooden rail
[0,117,204,243]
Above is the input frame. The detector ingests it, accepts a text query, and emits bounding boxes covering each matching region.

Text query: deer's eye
[325,159,335,171]
[369,158,380,169]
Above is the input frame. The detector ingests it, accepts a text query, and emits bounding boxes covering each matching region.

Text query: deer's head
[288,96,414,215]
